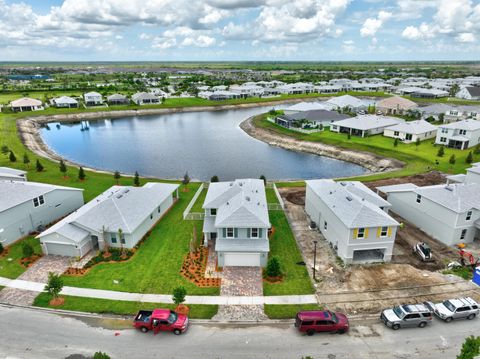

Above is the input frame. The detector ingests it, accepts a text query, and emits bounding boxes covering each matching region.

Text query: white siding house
[132,92,160,105]
[377,182,480,247]
[305,180,399,263]
[83,92,103,106]
[51,96,79,108]
[383,120,437,143]
[435,120,480,149]
[37,183,179,257]
[202,179,270,267]
[10,98,43,112]
[0,167,27,182]
[0,181,84,246]
[330,115,404,137]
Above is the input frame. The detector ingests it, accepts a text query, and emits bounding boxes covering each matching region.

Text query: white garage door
[45,242,78,257]
[224,252,261,267]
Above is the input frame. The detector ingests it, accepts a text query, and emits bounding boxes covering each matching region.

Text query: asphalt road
[0,305,478,359]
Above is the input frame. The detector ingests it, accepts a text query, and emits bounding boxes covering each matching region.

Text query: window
[39,195,44,205]
[324,221,328,230]
[440,137,447,143]
[157,206,161,213]
[250,228,259,238]
[441,128,448,134]
[466,211,472,221]
[456,307,469,313]
[416,194,422,203]
[380,226,388,237]
[459,129,467,135]
[422,312,432,318]
[405,313,421,320]
[357,228,365,239]
[210,208,217,216]
[394,131,399,136]
[33,195,45,208]
[110,234,117,244]
[226,228,234,238]
[460,229,467,240]
[301,320,314,326]
[150,213,153,220]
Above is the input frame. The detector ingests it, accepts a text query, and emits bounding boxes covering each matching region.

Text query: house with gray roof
[107,94,129,105]
[330,115,404,137]
[37,183,179,257]
[51,96,79,108]
[383,120,437,143]
[435,119,480,149]
[284,101,334,114]
[84,92,103,106]
[275,110,349,129]
[326,95,372,113]
[377,182,480,246]
[456,86,480,101]
[202,179,270,267]
[305,179,399,263]
[0,181,84,246]
[132,92,160,105]
[0,167,27,182]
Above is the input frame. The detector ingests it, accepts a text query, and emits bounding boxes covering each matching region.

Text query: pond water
[40,105,367,181]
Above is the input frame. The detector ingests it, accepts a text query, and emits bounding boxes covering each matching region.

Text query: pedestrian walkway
[0,276,318,305]
[0,256,71,306]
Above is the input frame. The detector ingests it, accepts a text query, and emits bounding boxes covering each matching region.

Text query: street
[0,305,478,358]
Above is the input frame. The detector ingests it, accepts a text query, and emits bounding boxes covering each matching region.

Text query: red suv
[295,310,349,336]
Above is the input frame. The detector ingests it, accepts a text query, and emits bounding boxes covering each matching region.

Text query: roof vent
[116,195,123,199]
[445,186,453,192]
[340,182,346,186]
[346,196,353,201]
[245,196,250,202]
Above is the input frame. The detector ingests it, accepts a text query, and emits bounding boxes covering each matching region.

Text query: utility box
[473,267,480,286]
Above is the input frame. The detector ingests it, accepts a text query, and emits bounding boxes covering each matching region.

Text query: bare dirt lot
[278,174,480,314]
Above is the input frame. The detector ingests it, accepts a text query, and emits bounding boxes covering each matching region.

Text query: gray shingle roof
[333,115,403,131]
[132,92,158,101]
[204,179,270,228]
[441,119,480,131]
[385,120,437,135]
[0,167,26,176]
[375,183,419,194]
[0,181,83,213]
[280,110,349,123]
[306,179,398,228]
[326,95,370,109]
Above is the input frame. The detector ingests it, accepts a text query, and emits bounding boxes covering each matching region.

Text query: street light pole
[313,240,318,281]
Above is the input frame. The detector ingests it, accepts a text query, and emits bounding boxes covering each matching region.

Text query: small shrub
[114,170,121,184]
[22,243,34,258]
[266,256,282,277]
[393,138,398,147]
[93,352,111,359]
[78,166,86,180]
[23,153,30,166]
[449,154,456,165]
[36,159,44,172]
[182,171,190,186]
[210,175,219,182]
[134,171,140,186]
[466,151,473,164]
[172,286,187,306]
[437,146,445,157]
[457,336,480,359]
[9,151,16,162]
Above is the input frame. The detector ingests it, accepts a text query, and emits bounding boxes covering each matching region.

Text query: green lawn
[265,188,279,204]
[33,293,218,319]
[190,188,207,213]
[254,114,480,185]
[264,304,322,319]
[264,210,314,296]
[0,236,42,279]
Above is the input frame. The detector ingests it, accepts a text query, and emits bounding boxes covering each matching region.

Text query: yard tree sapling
[466,151,473,164]
[22,243,34,259]
[437,146,445,157]
[266,256,282,278]
[134,171,140,186]
[23,153,30,167]
[36,159,44,172]
[449,154,456,165]
[114,170,121,185]
[44,272,64,305]
[59,160,67,177]
[78,166,86,180]
[9,151,16,162]
[182,172,190,186]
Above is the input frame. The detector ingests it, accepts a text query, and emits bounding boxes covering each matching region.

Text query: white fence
[183,183,206,220]
[272,183,285,210]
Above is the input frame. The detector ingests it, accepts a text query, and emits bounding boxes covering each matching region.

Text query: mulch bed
[49,297,65,306]
[180,247,221,287]
[19,254,42,268]
[263,275,284,284]
[63,267,90,276]
[0,247,10,258]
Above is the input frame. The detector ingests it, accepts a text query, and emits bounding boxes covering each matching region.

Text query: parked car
[426,297,479,322]
[295,310,349,335]
[133,309,189,335]
[381,303,433,330]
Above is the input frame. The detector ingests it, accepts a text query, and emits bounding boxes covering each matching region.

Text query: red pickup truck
[133,309,189,335]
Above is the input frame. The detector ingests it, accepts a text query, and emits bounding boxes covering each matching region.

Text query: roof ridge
[111,197,131,232]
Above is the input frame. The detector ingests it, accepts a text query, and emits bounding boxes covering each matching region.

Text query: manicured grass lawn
[0,236,42,279]
[264,210,314,296]
[265,188,279,204]
[61,188,218,295]
[33,293,218,319]
[264,304,322,319]
[254,114,480,185]
[190,188,207,213]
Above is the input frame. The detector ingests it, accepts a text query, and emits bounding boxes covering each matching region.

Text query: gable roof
[0,180,83,213]
[377,96,418,110]
[107,94,128,101]
[10,97,42,107]
[326,95,369,109]
[333,115,403,130]
[285,101,334,112]
[441,119,480,131]
[53,96,78,104]
[280,110,349,123]
[385,120,437,134]
[132,92,158,101]
[204,179,270,228]
[306,179,398,228]
[465,86,480,97]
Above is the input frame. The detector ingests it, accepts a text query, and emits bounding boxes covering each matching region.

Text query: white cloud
[360,10,392,37]
[457,32,476,43]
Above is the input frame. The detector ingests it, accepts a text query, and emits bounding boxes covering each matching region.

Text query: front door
[91,235,99,250]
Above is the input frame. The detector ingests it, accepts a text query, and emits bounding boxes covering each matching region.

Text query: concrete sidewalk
[0,276,318,305]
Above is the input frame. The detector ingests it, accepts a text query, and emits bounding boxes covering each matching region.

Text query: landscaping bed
[180,247,221,287]
[33,293,218,319]
[0,237,42,279]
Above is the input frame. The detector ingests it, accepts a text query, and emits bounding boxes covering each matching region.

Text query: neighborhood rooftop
[385,120,437,134]
[332,114,403,130]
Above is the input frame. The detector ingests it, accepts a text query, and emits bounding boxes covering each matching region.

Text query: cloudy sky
[1,0,480,61]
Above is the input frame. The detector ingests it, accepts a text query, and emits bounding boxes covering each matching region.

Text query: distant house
[199,90,241,101]
[0,181,84,246]
[51,96,78,108]
[10,98,43,112]
[383,120,437,143]
[377,181,480,246]
[275,110,349,128]
[305,179,399,263]
[284,101,334,114]
[325,95,371,113]
[202,179,270,267]
[132,92,160,105]
[443,106,480,123]
[314,85,342,94]
[107,94,129,105]
[330,115,404,137]
[417,103,455,121]
[37,183,179,257]
[376,96,418,115]
[0,167,27,182]
[411,88,449,99]
[456,86,480,100]
[275,83,315,94]
[84,92,103,106]
[435,120,480,149]
[229,84,264,98]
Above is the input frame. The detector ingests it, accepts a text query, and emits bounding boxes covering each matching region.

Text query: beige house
[376,96,418,115]
[10,98,43,112]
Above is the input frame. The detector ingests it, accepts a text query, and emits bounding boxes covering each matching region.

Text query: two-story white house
[377,181,480,247]
[305,180,399,263]
[0,181,84,246]
[383,120,437,143]
[83,92,103,106]
[202,179,270,267]
[435,119,480,149]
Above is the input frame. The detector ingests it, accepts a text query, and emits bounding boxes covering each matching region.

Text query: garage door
[352,248,385,263]
[224,252,261,267]
[45,242,78,257]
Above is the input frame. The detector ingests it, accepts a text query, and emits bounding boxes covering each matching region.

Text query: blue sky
[1,0,480,61]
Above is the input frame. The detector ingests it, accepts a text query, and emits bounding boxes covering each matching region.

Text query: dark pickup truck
[133,309,189,335]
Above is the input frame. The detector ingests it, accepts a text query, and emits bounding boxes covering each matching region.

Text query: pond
[40,105,367,181]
